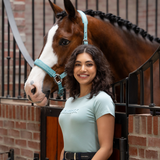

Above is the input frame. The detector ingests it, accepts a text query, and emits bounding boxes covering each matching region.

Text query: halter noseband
[34,10,88,96]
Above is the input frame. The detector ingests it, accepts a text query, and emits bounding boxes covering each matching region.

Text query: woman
[59,44,115,160]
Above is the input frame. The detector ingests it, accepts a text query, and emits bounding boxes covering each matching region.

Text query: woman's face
[74,52,97,88]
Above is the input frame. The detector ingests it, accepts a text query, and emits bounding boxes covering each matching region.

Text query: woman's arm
[60,148,64,160]
[92,114,115,160]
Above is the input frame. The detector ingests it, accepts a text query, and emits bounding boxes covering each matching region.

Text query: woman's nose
[81,65,86,71]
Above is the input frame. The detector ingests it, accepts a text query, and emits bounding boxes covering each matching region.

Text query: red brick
[139,148,145,158]
[13,105,16,119]
[129,146,137,156]
[33,132,40,141]
[141,116,146,134]
[9,105,12,119]
[21,130,32,139]
[31,107,34,121]
[0,120,3,127]
[28,141,40,150]
[6,105,8,118]
[8,129,20,137]
[4,120,14,128]
[146,150,158,159]
[14,3,25,11]
[16,121,26,129]
[148,137,160,148]
[36,107,41,122]
[4,137,14,145]
[153,116,158,135]
[147,116,152,134]
[24,106,27,120]
[128,135,146,146]
[0,145,9,152]
[128,115,133,133]
[15,139,26,147]
[21,149,33,158]
[0,128,7,135]
[28,106,31,120]
[0,104,1,117]
[27,123,40,131]
[135,116,140,134]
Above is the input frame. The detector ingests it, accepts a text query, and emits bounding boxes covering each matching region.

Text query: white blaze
[25,24,59,88]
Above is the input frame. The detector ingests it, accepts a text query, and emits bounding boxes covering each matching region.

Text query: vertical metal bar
[126,0,128,20]
[13,38,16,97]
[2,0,5,96]
[24,59,27,98]
[150,61,154,104]
[32,0,35,60]
[159,51,160,87]
[117,0,119,16]
[120,82,124,103]
[75,0,78,9]
[106,0,108,13]
[96,0,98,11]
[7,21,10,97]
[125,78,129,116]
[86,0,88,10]
[136,0,139,25]
[18,50,21,98]
[53,0,56,23]
[155,0,158,37]
[43,0,45,37]
[146,0,148,32]
[140,69,144,105]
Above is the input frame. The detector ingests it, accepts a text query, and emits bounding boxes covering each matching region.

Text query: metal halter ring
[53,74,62,84]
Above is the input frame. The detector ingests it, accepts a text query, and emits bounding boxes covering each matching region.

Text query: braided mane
[56,10,160,43]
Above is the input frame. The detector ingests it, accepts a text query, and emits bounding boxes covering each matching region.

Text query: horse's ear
[48,0,63,18]
[64,0,77,18]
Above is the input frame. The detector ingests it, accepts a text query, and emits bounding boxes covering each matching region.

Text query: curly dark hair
[65,44,114,100]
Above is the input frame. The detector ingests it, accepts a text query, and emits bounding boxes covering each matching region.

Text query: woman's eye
[59,38,70,46]
[86,63,93,67]
[75,63,81,66]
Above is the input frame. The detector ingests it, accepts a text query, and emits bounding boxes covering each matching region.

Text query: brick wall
[0,103,41,160]
[128,114,160,160]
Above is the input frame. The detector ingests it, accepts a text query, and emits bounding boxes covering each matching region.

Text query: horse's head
[24,0,90,106]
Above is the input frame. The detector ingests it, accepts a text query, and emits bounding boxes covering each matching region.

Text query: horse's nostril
[31,87,36,95]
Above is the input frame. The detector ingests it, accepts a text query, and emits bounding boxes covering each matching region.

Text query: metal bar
[126,0,128,20]
[7,20,10,97]
[18,50,21,98]
[12,38,16,97]
[43,0,45,37]
[106,0,108,13]
[32,0,35,60]
[159,51,160,86]
[75,0,78,9]
[117,0,119,16]
[146,0,148,32]
[24,59,27,98]
[155,0,158,37]
[96,0,98,11]
[2,0,5,96]
[120,82,124,103]
[140,69,144,105]
[86,0,88,10]
[125,78,129,116]
[53,0,56,23]
[136,0,139,25]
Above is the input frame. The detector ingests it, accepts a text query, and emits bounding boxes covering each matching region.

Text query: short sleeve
[94,92,115,120]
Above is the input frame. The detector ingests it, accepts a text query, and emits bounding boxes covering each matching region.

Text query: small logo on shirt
[61,109,79,114]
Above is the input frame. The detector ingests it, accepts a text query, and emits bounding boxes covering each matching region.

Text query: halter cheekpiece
[34,10,88,96]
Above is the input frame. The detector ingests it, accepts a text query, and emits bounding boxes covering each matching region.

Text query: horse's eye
[59,38,70,46]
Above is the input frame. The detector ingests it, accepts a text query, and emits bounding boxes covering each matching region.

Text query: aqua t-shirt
[58,91,115,152]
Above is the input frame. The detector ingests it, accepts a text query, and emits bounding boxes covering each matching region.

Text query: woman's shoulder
[95,91,113,101]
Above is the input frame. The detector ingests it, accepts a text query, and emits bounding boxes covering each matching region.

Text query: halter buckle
[53,74,62,84]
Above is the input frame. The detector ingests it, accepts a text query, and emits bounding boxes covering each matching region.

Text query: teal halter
[34,10,88,96]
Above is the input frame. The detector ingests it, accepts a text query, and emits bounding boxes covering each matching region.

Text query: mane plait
[56,11,67,19]
[84,9,160,43]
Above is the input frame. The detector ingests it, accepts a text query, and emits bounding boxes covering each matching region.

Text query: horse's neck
[89,17,159,81]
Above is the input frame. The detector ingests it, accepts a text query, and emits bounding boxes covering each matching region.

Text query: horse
[24,0,160,108]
